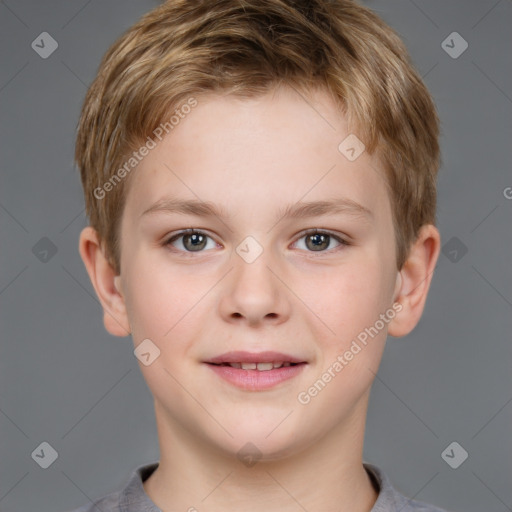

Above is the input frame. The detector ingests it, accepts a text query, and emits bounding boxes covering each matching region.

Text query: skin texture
[79,85,440,512]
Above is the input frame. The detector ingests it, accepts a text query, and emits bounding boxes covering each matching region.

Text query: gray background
[0,1,511,511]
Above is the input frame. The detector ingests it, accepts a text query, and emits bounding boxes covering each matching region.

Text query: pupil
[185,232,206,251]
[307,233,328,251]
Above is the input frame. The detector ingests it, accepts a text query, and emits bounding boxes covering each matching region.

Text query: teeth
[225,361,294,370]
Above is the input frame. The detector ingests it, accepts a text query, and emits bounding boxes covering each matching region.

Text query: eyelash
[163,228,350,255]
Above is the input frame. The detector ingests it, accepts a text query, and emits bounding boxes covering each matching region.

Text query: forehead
[123,86,390,224]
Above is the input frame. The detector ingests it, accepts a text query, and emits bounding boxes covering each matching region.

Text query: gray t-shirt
[68,462,451,512]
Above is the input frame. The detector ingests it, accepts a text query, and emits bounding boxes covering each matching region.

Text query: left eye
[293,230,347,252]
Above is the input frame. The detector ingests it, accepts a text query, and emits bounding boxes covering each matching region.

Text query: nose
[218,246,291,328]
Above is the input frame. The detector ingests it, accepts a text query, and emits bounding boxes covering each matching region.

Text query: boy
[71,0,449,510]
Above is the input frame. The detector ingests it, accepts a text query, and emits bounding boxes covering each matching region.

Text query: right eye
[164,229,219,253]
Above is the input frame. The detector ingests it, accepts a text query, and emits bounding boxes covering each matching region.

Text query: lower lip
[205,363,307,391]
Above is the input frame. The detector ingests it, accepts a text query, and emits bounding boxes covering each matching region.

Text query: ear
[78,226,131,337]
[388,224,441,338]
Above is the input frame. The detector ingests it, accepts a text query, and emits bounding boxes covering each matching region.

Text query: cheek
[314,259,391,337]
[122,264,205,397]
[123,261,201,341]
[122,257,224,382]
[299,264,391,414]
[303,260,393,406]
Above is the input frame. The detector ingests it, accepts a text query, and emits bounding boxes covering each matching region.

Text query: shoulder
[64,461,160,512]
[364,463,453,512]
[65,490,122,512]
[398,497,451,512]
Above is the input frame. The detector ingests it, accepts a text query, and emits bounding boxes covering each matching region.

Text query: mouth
[204,351,308,390]
[207,361,303,370]
[204,350,306,366]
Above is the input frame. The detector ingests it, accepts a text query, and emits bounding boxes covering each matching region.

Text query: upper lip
[205,351,306,364]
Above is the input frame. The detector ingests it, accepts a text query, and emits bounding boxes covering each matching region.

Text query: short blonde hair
[75,0,440,274]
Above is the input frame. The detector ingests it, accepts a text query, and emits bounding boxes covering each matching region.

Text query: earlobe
[78,226,131,337]
[387,224,441,338]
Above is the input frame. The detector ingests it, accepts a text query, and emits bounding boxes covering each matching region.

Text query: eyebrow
[141,197,373,222]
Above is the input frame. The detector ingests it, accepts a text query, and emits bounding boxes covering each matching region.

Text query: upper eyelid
[294,228,345,239]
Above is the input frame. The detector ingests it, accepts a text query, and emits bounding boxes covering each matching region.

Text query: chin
[212,419,307,462]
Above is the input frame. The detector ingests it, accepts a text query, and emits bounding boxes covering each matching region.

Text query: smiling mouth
[208,362,303,371]
[206,360,307,390]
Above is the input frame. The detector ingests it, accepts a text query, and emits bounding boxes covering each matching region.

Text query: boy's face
[114,86,402,458]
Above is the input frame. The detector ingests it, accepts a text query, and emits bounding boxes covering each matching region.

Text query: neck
[144,393,378,512]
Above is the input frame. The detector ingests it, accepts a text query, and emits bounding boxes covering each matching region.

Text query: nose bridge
[219,235,290,325]
[234,242,274,289]
[233,235,279,299]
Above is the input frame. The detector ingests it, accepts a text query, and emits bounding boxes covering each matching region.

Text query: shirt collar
[119,462,160,512]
